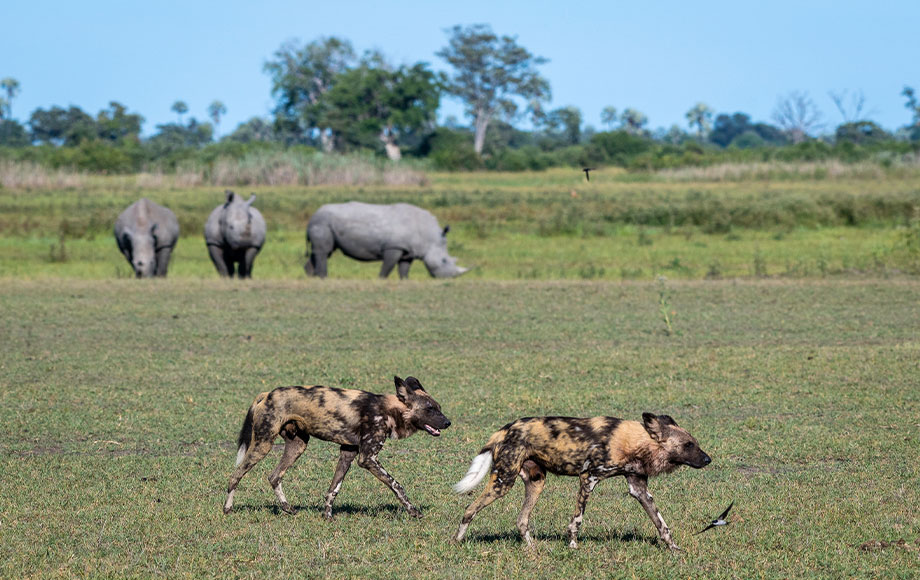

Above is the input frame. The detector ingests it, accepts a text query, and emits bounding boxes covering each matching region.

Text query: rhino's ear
[224,190,235,205]
[442,225,450,236]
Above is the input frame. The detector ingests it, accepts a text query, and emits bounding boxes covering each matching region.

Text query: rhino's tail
[234,392,267,466]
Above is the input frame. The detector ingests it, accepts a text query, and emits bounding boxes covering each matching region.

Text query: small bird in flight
[695,502,733,535]
[582,167,596,181]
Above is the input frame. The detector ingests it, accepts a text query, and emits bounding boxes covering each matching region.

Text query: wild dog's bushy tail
[453,451,492,494]
[234,392,266,466]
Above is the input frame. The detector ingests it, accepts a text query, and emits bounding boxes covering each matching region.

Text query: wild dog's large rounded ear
[395,376,410,403]
[642,413,676,442]
[404,376,425,392]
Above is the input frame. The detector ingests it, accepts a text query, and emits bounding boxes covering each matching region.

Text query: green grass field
[1,170,919,578]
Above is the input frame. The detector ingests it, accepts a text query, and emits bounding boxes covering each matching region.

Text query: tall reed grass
[654,157,920,182]
[2,151,428,190]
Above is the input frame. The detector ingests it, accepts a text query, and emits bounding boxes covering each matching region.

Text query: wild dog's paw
[407,506,423,518]
[280,503,296,515]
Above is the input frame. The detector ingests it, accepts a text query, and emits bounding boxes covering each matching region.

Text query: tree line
[2,24,920,174]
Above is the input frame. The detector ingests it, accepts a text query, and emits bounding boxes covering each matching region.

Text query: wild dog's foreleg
[224,439,273,514]
[626,474,679,550]
[323,445,358,520]
[453,471,517,542]
[566,473,599,549]
[357,437,421,517]
[517,460,546,548]
[267,424,309,515]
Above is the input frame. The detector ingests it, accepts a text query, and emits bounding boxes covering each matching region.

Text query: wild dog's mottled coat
[224,376,450,519]
[453,413,710,550]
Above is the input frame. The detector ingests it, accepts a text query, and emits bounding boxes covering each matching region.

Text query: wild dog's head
[395,376,451,436]
[642,412,711,472]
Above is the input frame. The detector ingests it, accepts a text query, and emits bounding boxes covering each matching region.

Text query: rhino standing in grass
[114,198,180,278]
[304,201,469,279]
[204,190,266,278]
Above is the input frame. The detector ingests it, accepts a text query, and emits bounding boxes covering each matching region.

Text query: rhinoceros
[204,190,266,278]
[304,202,468,279]
[114,198,180,278]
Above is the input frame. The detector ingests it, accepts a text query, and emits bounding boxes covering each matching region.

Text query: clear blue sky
[3,0,917,136]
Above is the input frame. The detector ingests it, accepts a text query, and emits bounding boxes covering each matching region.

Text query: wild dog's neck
[614,421,676,477]
[382,394,417,440]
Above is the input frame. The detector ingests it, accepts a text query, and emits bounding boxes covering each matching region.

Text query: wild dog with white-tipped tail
[453,413,710,550]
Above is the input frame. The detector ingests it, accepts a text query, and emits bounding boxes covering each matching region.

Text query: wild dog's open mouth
[423,424,441,436]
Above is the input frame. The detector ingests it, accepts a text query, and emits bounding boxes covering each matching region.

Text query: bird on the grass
[695,502,733,535]
[582,167,595,181]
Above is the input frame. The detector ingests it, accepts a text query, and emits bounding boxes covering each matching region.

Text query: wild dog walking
[223,376,451,518]
[452,413,710,550]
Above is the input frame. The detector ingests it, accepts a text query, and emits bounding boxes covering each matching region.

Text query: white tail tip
[235,444,247,466]
[453,451,492,494]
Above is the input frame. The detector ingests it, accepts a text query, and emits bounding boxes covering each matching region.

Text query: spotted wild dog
[452,413,710,550]
[223,376,451,518]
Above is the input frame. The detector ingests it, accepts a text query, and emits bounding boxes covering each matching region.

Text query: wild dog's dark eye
[683,441,694,449]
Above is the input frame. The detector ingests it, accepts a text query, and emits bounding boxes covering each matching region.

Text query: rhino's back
[116,198,179,244]
[310,202,437,259]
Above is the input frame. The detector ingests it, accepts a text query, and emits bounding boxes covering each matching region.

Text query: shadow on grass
[232,501,430,518]
[463,529,658,547]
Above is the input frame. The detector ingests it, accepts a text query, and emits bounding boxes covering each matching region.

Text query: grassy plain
[1,168,919,280]
[1,169,919,578]
[1,278,918,578]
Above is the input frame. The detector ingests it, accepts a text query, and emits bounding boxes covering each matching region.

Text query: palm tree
[1,77,20,119]
[171,100,189,124]
[620,108,648,135]
[208,100,227,138]
[600,106,618,130]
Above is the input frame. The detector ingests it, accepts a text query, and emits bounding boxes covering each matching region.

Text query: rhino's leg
[208,245,232,278]
[239,247,260,279]
[154,246,173,277]
[379,249,403,279]
[307,251,329,278]
[397,259,413,279]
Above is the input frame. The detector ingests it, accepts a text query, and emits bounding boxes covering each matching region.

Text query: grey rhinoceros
[304,202,469,279]
[114,198,180,278]
[204,190,266,278]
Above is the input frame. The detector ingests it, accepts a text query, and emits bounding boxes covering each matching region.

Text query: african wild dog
[223,376,450,518]
[452,413,710,550]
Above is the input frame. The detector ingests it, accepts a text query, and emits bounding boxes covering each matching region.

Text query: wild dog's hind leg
[357,438,421,517]
[517,460,546,548]
[267,423,309,514]
[626,474,679,550]
[566,473,599,548]
[454,468,518,542]
[323,445,358,520]
[224,439,273,514]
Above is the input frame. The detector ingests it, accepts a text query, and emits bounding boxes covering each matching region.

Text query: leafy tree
[0,96,6,120]
[709,112,786,148]
[28,106,96,146]
[226,117,277,143]
[264,37,356,149]
[685,102,713,141]
[1,77,20,118]
[543,106,582,146]
[171,100,189,124]
[600,106,618,130]
[208,100,227,138]
[619,108,648,135]
[0,119,29,146]
[835,121,891,145]
[319,54,440,160]
[437,24,551,155]
[147,118,213,161]
[772,91,823,144]
[95,102,143,143]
